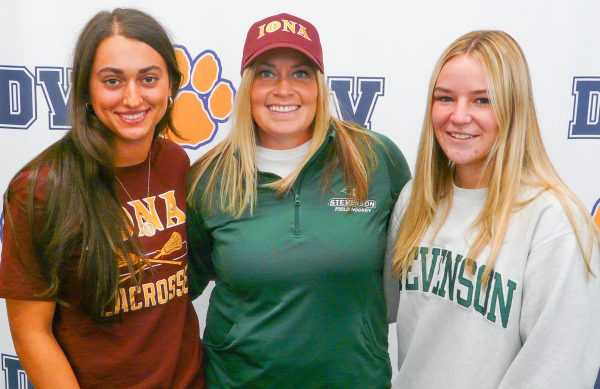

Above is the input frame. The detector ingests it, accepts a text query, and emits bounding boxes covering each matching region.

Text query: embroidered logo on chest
[328,187,377,213]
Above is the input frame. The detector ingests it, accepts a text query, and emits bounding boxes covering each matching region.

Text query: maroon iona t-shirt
[0,138,204,388]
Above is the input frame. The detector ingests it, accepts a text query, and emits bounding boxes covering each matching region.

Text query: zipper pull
[293,193,301,235]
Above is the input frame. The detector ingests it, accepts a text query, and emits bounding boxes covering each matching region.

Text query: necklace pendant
[142,221,156,237]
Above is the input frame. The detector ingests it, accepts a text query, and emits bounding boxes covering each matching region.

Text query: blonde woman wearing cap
[187,12,410,388]
[384,30,600,388]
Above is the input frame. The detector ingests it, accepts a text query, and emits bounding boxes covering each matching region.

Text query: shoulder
[395,179,414,211]
[521,189,572,226]
[7,135,73,202]
[368,131,408,169]
[398,179,414,201]
[519,188,590,247]
[7,166,51,205]
[388,179,414,231]
[368,131,399,154]
[368,130,411,198]
[154,137,190,168]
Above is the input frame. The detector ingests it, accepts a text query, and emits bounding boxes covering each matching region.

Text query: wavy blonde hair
[392,30,598,283]
[188,63,379,217]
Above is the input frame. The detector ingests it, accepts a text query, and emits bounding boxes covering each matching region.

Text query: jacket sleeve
[498,207,600,388]
[186,206,215,300]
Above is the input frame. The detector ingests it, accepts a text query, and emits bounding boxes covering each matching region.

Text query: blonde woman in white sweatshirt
[385,30,600,389]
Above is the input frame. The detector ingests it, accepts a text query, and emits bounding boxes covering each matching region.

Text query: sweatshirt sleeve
[383,181,412,323]
[186,206,215,300]
[499,206,600,388]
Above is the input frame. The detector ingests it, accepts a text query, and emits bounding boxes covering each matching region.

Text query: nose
[273,77,293,96]
[450,100,472,125]
[122,81,142,107]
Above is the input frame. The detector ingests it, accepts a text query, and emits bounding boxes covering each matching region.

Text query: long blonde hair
[392,30,598,283]
[188,63,378,217]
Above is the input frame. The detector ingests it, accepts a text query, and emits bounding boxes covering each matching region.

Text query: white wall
[1,1,599,387]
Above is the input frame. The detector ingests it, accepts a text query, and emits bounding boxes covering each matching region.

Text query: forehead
[92,34,166,70]
[254,48,312,66]
[436,54,488,88]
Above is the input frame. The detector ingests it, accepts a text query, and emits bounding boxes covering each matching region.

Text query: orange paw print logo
[593,199,600,229]
[165,45,235,149]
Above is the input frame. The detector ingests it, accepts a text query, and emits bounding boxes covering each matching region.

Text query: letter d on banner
[569,77,600,138]
[0,67,36,129]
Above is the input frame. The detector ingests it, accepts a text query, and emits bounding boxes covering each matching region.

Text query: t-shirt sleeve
[375,132,411,202]
[0,173,51,300]
[186,205,215,300]
[499,204,600,388]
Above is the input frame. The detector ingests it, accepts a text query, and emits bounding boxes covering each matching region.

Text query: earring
[85,102,91,111]
[168,96,174,107]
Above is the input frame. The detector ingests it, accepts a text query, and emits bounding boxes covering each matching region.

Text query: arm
[186,207,215,300]
[498,219,600,387]
[6,299,80,388]
[375,134,411,323]
[383,182,412,323]
[383,197,403,323]
[1,173,79,387]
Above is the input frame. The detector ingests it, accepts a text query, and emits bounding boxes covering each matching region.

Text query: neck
[257,131,313,150]
[454,164,491,189]
[114,138,153,167]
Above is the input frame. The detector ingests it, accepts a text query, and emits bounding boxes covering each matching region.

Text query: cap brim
[241,42,323,74]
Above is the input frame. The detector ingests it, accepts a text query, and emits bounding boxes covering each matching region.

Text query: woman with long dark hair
[0,8,204,388]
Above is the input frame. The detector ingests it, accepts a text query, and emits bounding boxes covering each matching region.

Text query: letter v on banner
[36,67,72,130]
[328,77,384,129]
[569,76,600,139]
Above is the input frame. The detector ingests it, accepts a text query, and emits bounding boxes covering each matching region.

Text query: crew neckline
[256,140,311,178]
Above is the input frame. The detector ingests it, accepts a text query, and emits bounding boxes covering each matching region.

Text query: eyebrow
[97,65,162,75]
[434,86,488,95]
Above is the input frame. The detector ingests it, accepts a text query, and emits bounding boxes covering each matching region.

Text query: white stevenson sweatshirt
[385,180,600,389]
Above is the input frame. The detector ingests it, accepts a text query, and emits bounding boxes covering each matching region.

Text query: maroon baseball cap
[241,13,324,74]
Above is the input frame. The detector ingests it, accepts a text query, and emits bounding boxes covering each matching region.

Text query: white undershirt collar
[256,141,312,178]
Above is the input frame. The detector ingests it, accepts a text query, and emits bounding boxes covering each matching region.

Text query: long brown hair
[3,8,182,322]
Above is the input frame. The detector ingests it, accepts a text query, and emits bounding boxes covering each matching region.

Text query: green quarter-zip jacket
[188,130,410,388]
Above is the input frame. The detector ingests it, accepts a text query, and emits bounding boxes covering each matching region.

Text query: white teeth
[269,105,299,113]
[450,133,474,140]
[121,112,145,120]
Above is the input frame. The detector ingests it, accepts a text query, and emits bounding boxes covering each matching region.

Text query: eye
[435,95,454,103]
[257,69,274,78]
[142,75,158,84]
[293,70,309,78]
[475,97,490,105]
[103,78,120,86]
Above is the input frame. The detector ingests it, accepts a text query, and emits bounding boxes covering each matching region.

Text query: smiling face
[432,54,499,188]
[251,48,318,150]
[89,34,171,163]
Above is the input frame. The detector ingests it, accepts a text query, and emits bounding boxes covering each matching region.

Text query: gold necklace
[115,150,156,237]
